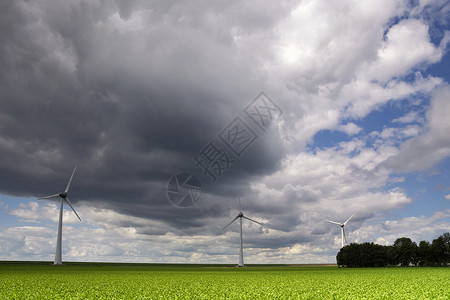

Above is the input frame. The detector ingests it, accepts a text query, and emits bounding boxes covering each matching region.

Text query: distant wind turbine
[224,198,262,267]
[38,165,82,265]
[325,213,355,248]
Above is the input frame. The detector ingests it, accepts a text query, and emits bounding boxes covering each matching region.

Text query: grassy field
[0,262,448,299]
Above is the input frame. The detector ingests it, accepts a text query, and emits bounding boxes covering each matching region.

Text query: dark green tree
[441,232,450,263]
[337,243,361,267]
[336,245,349,267]
[337,243,389,267]
[359,242,388,267]
[392,237,418,266]
[430,233,449,266]
[336,232,448,268]
[417,241,431,266]
[386,245,396,266]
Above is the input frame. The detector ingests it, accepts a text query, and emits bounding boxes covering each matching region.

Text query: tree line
[336,232,449,267]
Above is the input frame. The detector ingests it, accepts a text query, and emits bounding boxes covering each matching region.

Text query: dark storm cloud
[0,0,288,233]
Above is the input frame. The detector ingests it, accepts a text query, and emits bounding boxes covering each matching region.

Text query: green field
[0,262,448,299]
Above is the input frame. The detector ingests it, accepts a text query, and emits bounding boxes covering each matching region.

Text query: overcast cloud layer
[0,0,449,263]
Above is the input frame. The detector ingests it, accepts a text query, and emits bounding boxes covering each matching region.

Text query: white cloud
[383,85,450,171]
[445,194,450,201]
[1,197,448,263]
[250,138,410,230]
[353,209,450,245]
[369,124,421,144]
[340,74,442,120]
[271,10,444,147]
[10,201,81,224]
[366,19,443,82]
[0,225,55,261]
[339,123,362,135]
[389,176,405,184]
[392,111,421,124]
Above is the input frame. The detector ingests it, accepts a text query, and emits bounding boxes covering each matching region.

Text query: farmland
[0,262,448,299]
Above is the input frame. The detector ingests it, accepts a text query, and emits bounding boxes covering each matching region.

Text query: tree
[417,241,431,266]
[336,233,448,268]
[392,237,418,266]
[441,232,450,263]
[430,233,449,266]
[337,243,360,267]
[386,245,396,266]
[337,243,389,267]
[359,242,388,267]
[336,245,349,267]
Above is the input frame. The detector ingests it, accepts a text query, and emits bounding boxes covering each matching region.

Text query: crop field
[0,262,448,299]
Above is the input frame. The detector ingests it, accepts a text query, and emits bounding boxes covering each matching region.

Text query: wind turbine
[224,198,262,267]
[38,165,82,265]
[325,213,355,248]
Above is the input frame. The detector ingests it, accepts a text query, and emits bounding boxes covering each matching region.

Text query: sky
[0,0,449,264]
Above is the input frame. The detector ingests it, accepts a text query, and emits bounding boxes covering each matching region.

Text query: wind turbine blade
[242,216,263,226]
[238,198,242,212]
[325,220,342,226]
[65,197,82,221]
[64,165,78,193]
[343,227,347,244]
[38,193,61,200]
[343,213,355,225]
[223,215,239,230]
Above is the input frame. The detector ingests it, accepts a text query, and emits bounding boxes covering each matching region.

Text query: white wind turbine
[224,198,262,267]
[38,165,82,265]
[325,213,355,248]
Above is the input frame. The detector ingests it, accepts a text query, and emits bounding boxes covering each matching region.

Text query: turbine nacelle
[59,192,67,199]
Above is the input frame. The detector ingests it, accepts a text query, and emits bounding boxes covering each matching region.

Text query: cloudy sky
[1,0,449,264]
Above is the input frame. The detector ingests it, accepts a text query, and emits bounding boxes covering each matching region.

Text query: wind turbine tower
[38,165,82,265]
[224,198,262,267]
[325,213,355,248]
